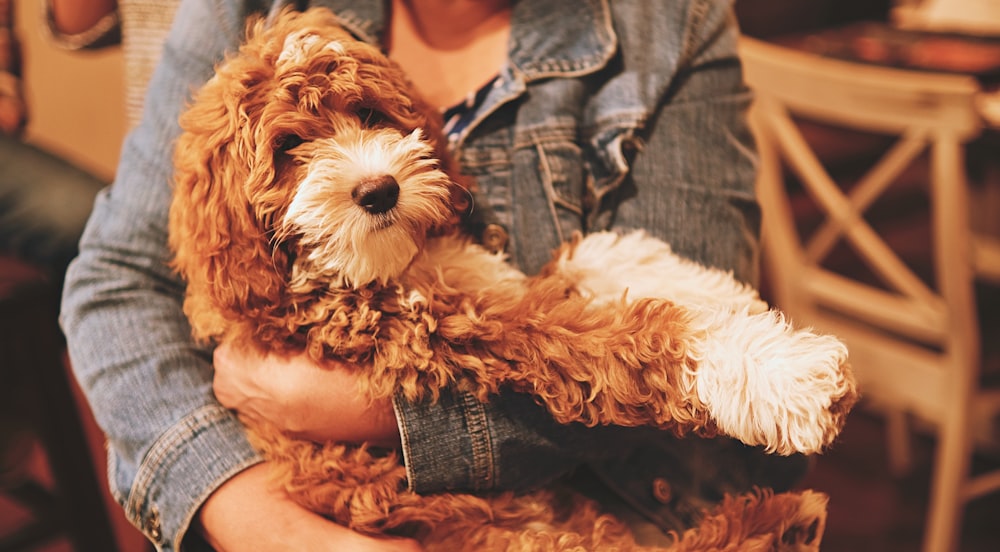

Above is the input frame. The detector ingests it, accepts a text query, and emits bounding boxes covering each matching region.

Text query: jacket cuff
[124,405,263,550]
[392,388,496,494]
[392,387,615,495]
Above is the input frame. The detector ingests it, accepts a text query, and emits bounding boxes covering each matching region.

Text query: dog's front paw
[690,308,857,455]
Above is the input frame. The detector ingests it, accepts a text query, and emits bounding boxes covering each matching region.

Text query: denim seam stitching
[460,391,495,491]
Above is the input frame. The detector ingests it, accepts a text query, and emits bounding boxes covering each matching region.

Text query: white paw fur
[687,307,850,454]
[556,230,850,454]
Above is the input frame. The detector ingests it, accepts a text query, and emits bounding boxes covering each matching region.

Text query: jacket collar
[507,0,616,81]
[301,0,616,81]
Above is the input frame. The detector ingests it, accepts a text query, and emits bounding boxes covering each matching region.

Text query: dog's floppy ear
[168,32,293,340]
[409,95,475,227]
[300,13,474,224]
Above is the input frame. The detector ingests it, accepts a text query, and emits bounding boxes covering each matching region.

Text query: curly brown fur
[670,488,828,552]
[169,7,848,550]
[250,424,828,552]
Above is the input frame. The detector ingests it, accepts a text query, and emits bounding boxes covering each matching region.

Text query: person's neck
[391,0,511,51]
[387,0,512,109]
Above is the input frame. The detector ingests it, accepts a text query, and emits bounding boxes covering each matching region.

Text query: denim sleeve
[59,1,269,549]
[393,388,641,493]
[394,0,760,494]
[606,1,760,283]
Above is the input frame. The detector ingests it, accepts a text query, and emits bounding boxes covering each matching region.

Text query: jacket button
[481,224,508,254]
[652,477,673,504]
[145,506,163,542]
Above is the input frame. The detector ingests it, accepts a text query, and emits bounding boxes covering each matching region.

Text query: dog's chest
[308,234,527,356]
[400,234,529,301]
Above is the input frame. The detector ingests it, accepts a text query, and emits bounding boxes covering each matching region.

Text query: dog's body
[169,8,856,550]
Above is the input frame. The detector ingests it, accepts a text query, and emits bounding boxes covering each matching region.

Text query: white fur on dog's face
[274,121,454,290]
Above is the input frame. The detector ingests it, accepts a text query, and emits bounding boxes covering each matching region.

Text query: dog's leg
[418,488,647,552]
[435,267,856,454]
[548,231,766,313]
[684,305,856,455]
[669,489,828,552]
[435,275,718,436]
[499,230,856,455]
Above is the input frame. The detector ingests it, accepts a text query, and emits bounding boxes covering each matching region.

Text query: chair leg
[922,398,973,552]
[885,407,914,477]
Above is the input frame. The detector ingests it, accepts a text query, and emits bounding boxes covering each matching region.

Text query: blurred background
[2,0,999,551]
[14,0,124,180]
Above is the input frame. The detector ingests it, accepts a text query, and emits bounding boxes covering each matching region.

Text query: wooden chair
[739,35,1000,552]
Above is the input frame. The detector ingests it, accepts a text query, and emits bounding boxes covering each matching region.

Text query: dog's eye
[358,108,388,128]
[275,134,304,153]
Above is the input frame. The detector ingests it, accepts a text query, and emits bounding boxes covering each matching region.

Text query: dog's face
[170,8,469,322]
[276,122,452,290]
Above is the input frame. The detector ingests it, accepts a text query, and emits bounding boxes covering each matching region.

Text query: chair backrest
[891,0,1000,36]
[739,36,984,420]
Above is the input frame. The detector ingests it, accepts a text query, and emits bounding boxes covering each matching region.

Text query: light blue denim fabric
[60,0,806,549]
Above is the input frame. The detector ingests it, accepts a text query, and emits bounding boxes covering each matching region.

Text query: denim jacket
[60,0,804,549]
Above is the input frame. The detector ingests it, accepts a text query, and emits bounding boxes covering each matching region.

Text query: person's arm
[48,0,117,35]
[59,1,425,550]
[44,0,120,50]
[59,1,260,547]
[599,0,760,281]
[213,344,626,494]
[198,464,423,552]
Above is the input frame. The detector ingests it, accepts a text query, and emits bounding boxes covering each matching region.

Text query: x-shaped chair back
[740,35,1000,552]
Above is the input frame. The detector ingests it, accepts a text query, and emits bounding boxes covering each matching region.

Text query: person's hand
[212,342,400,447]
[0,82,26,136]
[197,463,424,552]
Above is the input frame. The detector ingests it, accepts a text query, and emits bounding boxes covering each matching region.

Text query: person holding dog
[60,0,809,550]
[0,0,107,283]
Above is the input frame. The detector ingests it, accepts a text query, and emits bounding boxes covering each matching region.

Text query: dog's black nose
[352,175,400,214]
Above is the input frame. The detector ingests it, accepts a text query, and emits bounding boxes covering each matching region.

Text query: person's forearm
[59,0,266,547]
[211,343,402,447]
[47,0,117,35]
[197,464,423,552]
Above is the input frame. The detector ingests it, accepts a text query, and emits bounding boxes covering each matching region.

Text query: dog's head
[169,8,470,333]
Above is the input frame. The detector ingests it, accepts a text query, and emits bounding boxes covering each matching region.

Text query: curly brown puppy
[169,7,852,550]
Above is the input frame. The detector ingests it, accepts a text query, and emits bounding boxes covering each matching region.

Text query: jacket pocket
[524,132,588,246]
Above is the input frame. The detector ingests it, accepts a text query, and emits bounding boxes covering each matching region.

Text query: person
[44,0,181,130]
[0,0,108,525]
[59,0,809,550]
[0,0,106,283]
